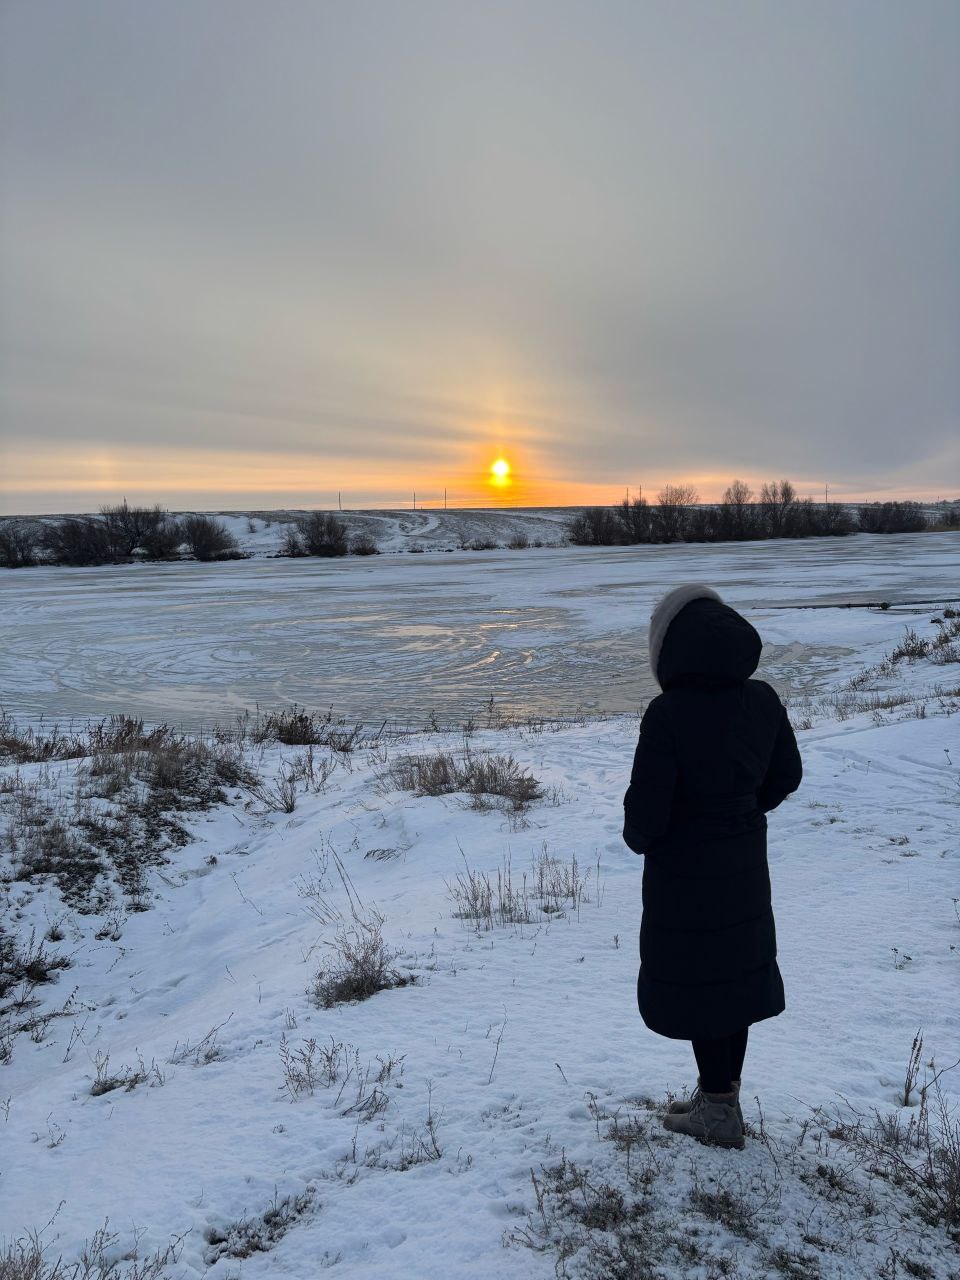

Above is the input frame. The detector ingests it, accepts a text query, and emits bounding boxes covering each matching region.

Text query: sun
[490,457,511,482]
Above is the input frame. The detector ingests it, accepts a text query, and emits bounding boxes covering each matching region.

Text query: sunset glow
[0,3,955,517]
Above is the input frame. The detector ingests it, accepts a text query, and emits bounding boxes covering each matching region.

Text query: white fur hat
[648,584,722,683]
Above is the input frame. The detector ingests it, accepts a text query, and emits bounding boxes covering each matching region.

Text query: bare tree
[652,484,699,542]
[614,496,652,543]
[759,479,796,536]
[100,501,182,558]
[100,501,141,557]
[719,479,754,541]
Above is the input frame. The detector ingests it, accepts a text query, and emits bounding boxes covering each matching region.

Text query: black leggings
[691,1027,749,1094]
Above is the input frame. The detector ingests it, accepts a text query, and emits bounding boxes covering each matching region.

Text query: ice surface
[2,532,957,729]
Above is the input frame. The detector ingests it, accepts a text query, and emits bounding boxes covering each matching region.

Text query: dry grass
[0,1222,182,1279]
[382,749,542,812]
[307,912,415,1008]
[247,705,365,752]
[0,718,256,1060]
[448,858,532,929]
[448,848,591,930]
[203,1191,316,1264]
[2,737,249,911]
[90,1049,166,1096]
[0,713,170,766]
[510,1038,960,1279]
[0,926,70,1002]
[812,1054,960,1236]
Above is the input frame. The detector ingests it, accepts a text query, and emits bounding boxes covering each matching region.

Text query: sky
[1,0,958,514]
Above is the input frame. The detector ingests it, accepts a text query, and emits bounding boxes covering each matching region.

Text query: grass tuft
[308,913,415,1008]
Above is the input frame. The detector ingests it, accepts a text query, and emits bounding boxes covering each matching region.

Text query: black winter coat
[623,597,802,1040]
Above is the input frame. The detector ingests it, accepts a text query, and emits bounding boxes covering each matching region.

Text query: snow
[1,539,959,1277]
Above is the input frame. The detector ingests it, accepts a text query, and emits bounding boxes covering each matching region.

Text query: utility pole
[338,491,342,511]
[444,487,447,510]
[413,490,416,510]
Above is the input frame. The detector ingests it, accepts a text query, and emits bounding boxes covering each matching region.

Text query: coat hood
[648,584,761,689]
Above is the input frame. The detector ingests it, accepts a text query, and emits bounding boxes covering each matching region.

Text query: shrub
[181,514,241,561]
[507,530,529,549]
[297,511,349,557]
[349,531,379,555]
[0,519,41,568]
[140,737,248,802]
[138,513,183,559]
[41,516,114,565]
[280,524,308,556]
[568,508,620,545]
[858,501,928,534]
[464,536,498,551]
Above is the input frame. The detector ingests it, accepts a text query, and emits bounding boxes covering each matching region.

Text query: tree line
[0,504,377,568]
[0,490,954,568]
[567,481,952,546]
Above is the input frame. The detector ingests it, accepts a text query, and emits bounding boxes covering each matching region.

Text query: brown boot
[662,1086,745,1150]
[666,1077,744,1129]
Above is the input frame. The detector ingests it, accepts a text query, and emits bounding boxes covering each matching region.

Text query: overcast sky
[1,0,957,512]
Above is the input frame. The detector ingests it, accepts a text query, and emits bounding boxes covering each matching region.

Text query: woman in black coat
[623,585,802,1149]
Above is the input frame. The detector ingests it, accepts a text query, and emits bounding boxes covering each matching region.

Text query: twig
[231,872,263,916]
[488,1014,507,1085]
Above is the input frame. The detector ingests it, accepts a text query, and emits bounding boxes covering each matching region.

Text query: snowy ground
[1,589,959,1277]
[2,531,958,730]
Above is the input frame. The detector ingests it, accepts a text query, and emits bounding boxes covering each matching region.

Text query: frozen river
[3,533,958,730]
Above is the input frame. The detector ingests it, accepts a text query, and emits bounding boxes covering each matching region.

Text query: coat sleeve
[757,701,803,813]
[623,696,677,855]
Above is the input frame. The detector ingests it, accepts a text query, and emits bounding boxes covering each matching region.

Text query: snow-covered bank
[2,632,958,1277]
[7,505,958,562]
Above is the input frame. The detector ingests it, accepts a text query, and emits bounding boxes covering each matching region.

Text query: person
[623,584,802,1150]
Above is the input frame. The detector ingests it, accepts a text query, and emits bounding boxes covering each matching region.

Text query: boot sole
[662,1117,746,1150]
[697,1134,745,1151]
